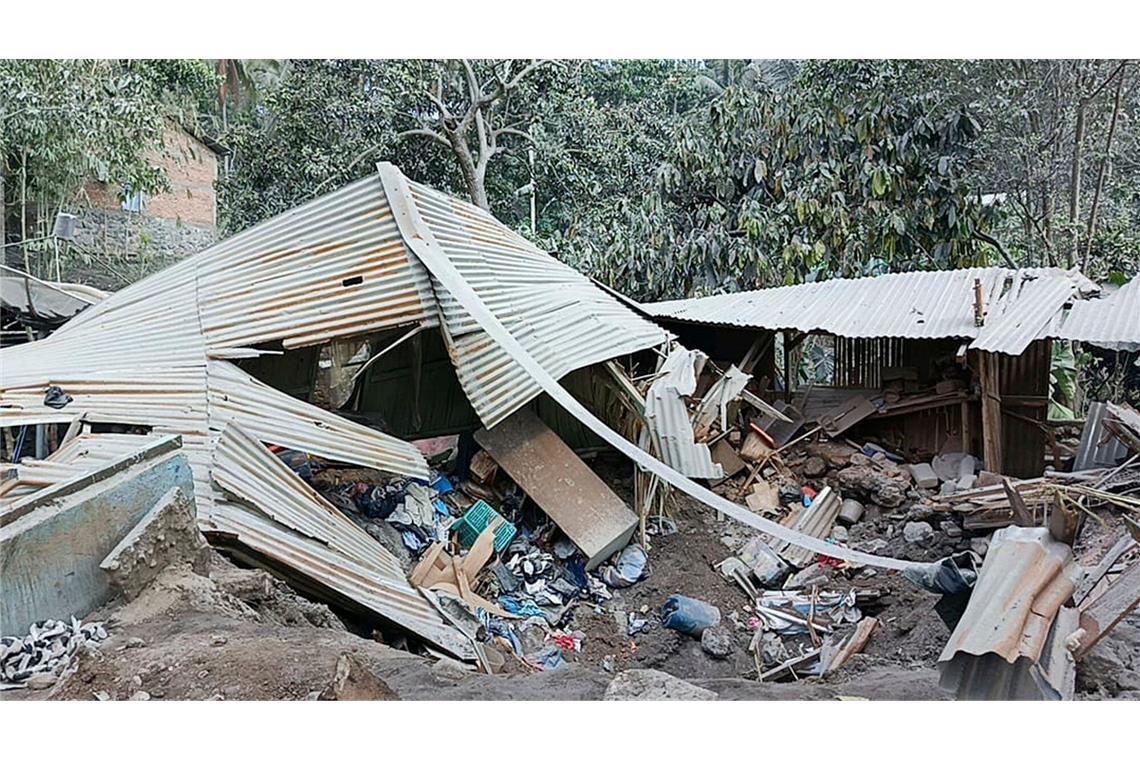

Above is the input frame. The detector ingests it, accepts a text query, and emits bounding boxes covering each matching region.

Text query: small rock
[322,653,399,701]
[700,626,733,659]
[903,521,935,544]
[131,674,143,688]
[860,538,890,554]
[603,669,717,701]
[210,634,227,647]
[431,657,472,683]
[939,481,957,497]
[26,672,58,690]
[940,520,963,539]
[129,690,151,701]
[831,525,849,543]
[970,537,990,557]
[124,637,146,649]
[93,690,112,701]
[802,456,828,478]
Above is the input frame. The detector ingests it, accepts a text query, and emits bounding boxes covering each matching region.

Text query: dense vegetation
[2,59,1137,299]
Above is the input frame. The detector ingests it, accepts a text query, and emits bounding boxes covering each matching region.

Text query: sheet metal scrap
[938,526,1083,700]
[643,346,722,480]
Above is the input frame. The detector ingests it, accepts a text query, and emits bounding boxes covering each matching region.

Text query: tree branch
[973,230,1017,268]
[398,127,451,148]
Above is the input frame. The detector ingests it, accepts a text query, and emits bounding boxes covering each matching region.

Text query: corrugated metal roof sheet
[938,526,1083,699]
[643,267,1101,355]
[643,347,723,479]
[399,173,670,427]
[1057,275,1140,351]
[1,164,672,656]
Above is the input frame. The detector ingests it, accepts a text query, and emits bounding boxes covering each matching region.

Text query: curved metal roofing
[643,267,1102,355]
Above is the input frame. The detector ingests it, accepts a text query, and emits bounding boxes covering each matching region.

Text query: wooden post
[978,351,1003,474]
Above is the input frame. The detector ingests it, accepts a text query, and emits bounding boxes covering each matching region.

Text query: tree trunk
[1068,99,1086,268]
[1081,62,1126,273]
[0,155,6,251]
[450,134,490,211]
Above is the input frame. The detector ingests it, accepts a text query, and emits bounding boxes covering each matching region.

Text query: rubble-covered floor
[5,471,1137,701]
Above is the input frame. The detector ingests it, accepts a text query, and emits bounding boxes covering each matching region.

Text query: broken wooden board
[710,439,747,483]
[745,479,780,515]
[756,401,803,448]
[475,408,637,570]
[1073,559,1140,659]
[818,395,877,437]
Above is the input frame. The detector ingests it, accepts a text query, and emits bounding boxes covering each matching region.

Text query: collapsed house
[0,164,677,656]
[643,268,1140,478]
[3,164,914,665]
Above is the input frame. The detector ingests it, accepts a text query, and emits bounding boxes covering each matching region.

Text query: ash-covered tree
[577,60,998,300]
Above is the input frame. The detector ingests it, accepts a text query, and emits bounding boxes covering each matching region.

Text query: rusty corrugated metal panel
[1057,275,1140,351]
[938,526,1083,699]
[404,178,670,428]
[207,423,469,656]
[643,268,1098,355]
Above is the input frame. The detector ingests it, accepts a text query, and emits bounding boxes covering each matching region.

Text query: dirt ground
[4,455,1138,702]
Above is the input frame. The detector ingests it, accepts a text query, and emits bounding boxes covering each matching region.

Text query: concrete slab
[100,485,210,601]
[0,437,192,634]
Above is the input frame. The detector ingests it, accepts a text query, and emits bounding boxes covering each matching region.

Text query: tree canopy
[3,59,1137,298]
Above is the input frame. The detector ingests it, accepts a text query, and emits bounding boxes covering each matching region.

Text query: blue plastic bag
[660,595,722,636]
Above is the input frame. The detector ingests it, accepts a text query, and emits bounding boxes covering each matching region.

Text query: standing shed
[642,267,1132,477]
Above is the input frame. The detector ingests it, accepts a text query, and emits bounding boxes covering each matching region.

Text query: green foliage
[217,60,459,233]
[573,60,994,300]
[1,59,171,224]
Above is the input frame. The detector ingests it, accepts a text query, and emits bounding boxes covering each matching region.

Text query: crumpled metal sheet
[938,526,1084,700]
[406,179,670,428]
[643,267,1101,356]
[1056,275,1140,351]
[644,347,722,479]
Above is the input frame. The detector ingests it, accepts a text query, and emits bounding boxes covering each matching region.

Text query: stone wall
[71,206,217,260]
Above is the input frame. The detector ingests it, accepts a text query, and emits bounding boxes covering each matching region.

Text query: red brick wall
[84,123,218,229]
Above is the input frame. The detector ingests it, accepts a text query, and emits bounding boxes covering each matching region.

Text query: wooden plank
[825,617,881,673]
[1002,477,1035,527]
[979,351,1004,474]
[1073,536,1137,606]
[1074,560,1140,659]
[475,408,637,570]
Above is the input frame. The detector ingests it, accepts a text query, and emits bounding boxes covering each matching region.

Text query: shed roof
[642,267,1103,355]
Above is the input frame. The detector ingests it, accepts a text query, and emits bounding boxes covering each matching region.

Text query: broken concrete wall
[0,438,193,634]
[100,485,211,601]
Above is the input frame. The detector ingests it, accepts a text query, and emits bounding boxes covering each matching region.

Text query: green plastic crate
[451,500,516,553]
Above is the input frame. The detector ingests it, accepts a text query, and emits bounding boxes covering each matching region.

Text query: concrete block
[907,463,939,489]
[100,485,210,601]
[0,438,193,634]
